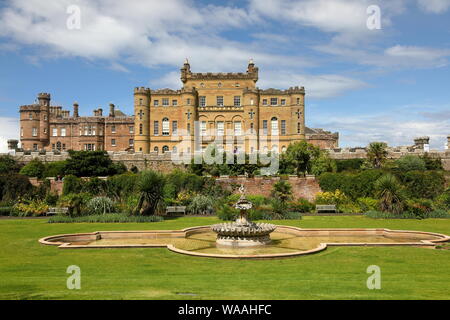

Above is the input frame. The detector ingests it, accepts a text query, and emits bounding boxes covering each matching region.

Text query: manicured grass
[0,216,449,300]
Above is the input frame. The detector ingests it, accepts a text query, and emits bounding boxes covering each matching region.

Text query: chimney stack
[109,103,115,117]
[73,102,79,117]
[98,108,103,117]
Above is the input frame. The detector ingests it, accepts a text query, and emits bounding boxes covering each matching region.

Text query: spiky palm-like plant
[134,170,165,216]
[367,142,388,169]
[374,174,404,214]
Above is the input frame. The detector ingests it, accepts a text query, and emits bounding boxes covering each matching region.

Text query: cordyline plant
[134,170,166,216]
[374,174,404,214]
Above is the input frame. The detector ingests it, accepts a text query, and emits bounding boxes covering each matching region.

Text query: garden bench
[46,207,69,216]
[165,206,186,215]
[316,205,337,213]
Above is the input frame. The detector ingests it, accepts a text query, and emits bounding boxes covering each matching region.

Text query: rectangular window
[281,99,286,106]
[199,96,206,107]
[297,123,301,134]
[21,127,24,137]
[172,100,178,106]
[234,121,242,136]
[172,121,178,136]
[187,123,191,134]
[200,121,207,136]
[162,121,169,136]
[61,128,66,137]
[129,139,134,146]
[129,126,134,134]
[250,123,254,134]
[262,99,268,106]
[154,100,159,107]
[216,96,224,106]
[139,98,143,105]
[296,97,300,105]
[187,98,191,105]
[262,120,268,135]
[234,96,241,107]
[33,144,38,151]
[217,121,224,136]
[111,125,116,133]
[29,113,33,120]
[111,139,116,146]
[271,119,279,135]
[270,98,278,106]
[154,121,159,136]
[162,98,169,106]
[52,128,57,137]
[281,120,286,135]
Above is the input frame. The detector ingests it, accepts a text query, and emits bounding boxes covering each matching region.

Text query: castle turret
[73,102,79,117]
[109,103,115,117]
[37,93,50,106]
[134,87,151,153]
[246,59,259,83]
[180,58,191,84]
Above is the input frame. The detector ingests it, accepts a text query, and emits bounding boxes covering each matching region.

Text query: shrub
[271,180,293,202]
[315,190,348,206]
[335,159,365,172]
[395,155,426,172]
[216,204,239,221]
[82,177,107,195]
[44,193,59,206]
[0,207,12,216]
[19,159,46,178]
[365,210,450,219]
[0,173,33,201]
[434,191,450,210]
[57,193,92,216]
[405,198,433,219]
[64,150,125,177]
[374,174,404,214]
[135,170,166,215]
[338,203,362,213]
[420,153,443,170]
[48,213,163,223]
[86,196,115,215]
[187,195,214,215]
[0,155,21,174]
[12,198,49,217]
[106,173,138,202]
[43,161,67,178]
[288,198,315,213]
[356,197,379,212]
[62,175,83,195]
[400,171,445,199]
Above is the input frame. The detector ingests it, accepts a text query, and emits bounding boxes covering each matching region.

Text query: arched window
[282,146,287,153]
[162,118,169,136]
[271,117,278,135]
[154,146,159,153]
[162,145,169,153]
[56,141,62,151]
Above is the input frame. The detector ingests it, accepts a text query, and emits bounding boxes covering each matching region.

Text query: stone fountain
[212,185,276,247]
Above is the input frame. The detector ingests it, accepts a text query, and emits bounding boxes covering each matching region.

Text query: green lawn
[0,216,449,300]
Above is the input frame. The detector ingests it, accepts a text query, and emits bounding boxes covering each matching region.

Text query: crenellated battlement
[134,87,151,95]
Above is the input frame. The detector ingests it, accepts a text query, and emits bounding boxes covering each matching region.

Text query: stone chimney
[109,103,115,117]
[98,108,103,117]
[73,102,79,117]
[7,139,18,151]
[414,136,430,150]
[446,135,450,150]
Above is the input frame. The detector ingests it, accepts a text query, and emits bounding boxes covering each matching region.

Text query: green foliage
[365,209,450,219]
[64,150,126,177]
[0,173,33,201]
[335,159,365,172]
[315,190,349,208]
[44,193,59,206]
[279,141,321,175]
[48,213,163,223]
[86,196,115,215]
[106,173,138,202]
[62,175,83,195]
[395,155,426,172]
[405,198,433,219]
[374,174,404,214]
[57,193,92,216]
[216,204,239,221]
[399,170,445,199]
[271,180,293,202]
[420,153,443,170]
[43,161,67,178]
[0,155,21,174]
[434,191,450,210]
[366,142,388,168]
[19,159,45,178]
[187,194,214,215]
[310,153,337,176]
[135,170,166,215]
[0,207,13,216]
[356,197,379,212]
[81,177,107,195]
[288,198,315,213]
[12,198,48,216]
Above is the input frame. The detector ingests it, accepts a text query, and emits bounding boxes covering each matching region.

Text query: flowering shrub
[315,190,348,206]
[13,198,48,216]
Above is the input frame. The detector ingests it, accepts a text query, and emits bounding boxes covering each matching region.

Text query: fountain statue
[211,185,276,247]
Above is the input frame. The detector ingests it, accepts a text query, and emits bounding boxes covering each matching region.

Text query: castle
[18,60,339,153]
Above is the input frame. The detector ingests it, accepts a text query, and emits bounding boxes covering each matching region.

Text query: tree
[19,159,46,178]
[0,173,33,202]
[366,142,388,169]
[420,153,443,170]
[134,170,166,215]
[280,141,321,176]
[374,174,404,214]
[64,150,126,177]
[0,155,20,174]
[395,155,426,172]
[271,180,293,202]
[310,152,337,176]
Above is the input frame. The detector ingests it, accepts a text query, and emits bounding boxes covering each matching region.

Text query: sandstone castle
[18,60,339,153]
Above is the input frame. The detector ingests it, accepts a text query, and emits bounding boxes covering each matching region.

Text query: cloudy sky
[0,0,449,152]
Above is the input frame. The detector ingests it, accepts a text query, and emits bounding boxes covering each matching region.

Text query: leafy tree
[134,170,166,215]
[366,142,388,169]
[0,173,33,201]
[280,141,321,176]
[395,155,426,171]
[374,174,404,214]
[64,151,126,177]
[335,158,365,172]
[0,155,21,174]
[271,180,293,202]
[310,152,337,176]
[19,159,45,178]
[420,153,443,170]
[43,161,67,178]
[400,170,445,199]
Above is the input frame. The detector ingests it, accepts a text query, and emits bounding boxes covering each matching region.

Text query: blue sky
[0,0,449,152]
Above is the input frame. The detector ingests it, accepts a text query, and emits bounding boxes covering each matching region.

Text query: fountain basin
[39,226,450,259]
[212,222,276,247]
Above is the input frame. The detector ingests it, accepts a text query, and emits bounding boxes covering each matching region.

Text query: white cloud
[417,0,450,13]
[0,117,19,153]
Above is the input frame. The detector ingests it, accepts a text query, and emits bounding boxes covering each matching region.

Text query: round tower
[38,93,50,145]
[134,87,151,153]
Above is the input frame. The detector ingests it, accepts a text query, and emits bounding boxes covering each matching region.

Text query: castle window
[92,126,96,135]
[271,117,279,135]
[217,96,224,106]
[33,144,38,151]
[281,99,286,106]
[234,96,241,107]
[250,99,254,106]
[44,115,48,121]
[139,110,143,120]
[154,146,159,153]
[262,99,268,106]
[271,145,278,153]
[44,128,47,134]
[297,123,301,134]
[62,144,66,151]
[154,121,159,136]
[172,121,178,136]
[111,125,116,133]
[250,123,254,134]
[61,128,66,137]
[129,126,134,134]
[218,82,222,88]
[200,121,207,136]
[270,98,278,106]
[52,144,55,150]
[234,121,242,136]
[162,118,169,136]
[29,113,33,120]
[129,139,134,147]
[52,128,57,137]
[139,98,143,105]
[282,146,287,152]
[199,96,206,107]
[296,97,300,105]
[173,146,177,153]
[21,127,23,137]
[111,139,116,146]
[216,121,224,136]
[162,98,169,106]
[172,100,178,106]
[139,124,143,135]
[187,98,191,105]
[187,123,191,134]
[56,142,62,151]
[262,120,268,135]
[281,120,286,135]
[162,146,169,153]
[154,100,159,107]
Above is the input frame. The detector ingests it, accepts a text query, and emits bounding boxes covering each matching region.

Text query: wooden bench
[165,206,186,215]
[316,205,337,213]
[46,207,69,216]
